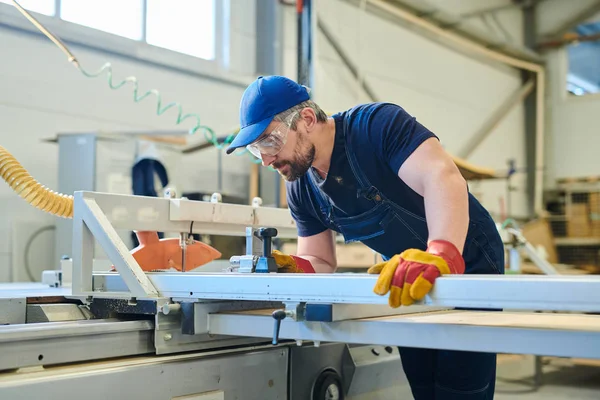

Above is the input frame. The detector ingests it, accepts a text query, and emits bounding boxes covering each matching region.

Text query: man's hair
[273,100,328,130]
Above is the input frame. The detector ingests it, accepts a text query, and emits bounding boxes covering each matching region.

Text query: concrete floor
[495,356,600,399]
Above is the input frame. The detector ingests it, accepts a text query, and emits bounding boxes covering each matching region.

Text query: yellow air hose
[0,145,73,219]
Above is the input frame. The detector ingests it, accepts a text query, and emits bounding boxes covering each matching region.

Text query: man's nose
[261,154,275,167]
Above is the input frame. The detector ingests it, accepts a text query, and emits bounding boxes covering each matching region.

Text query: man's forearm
[423,169,469,253]
[298,255,336,273]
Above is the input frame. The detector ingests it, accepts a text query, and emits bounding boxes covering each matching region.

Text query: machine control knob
[256,227,277,238]
[255,227,278,257]
[271,309,287,345]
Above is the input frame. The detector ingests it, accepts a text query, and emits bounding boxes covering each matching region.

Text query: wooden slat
[249,163,259,202]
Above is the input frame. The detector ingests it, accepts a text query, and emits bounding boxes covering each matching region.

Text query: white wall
[282,0,528,219]
[544,48,600,183]
[0,1,259,281]
[537,0,600,184]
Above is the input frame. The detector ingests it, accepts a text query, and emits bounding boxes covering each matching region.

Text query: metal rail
[95,272,600,313]
[208,310,600,360]
[0,319,154,370]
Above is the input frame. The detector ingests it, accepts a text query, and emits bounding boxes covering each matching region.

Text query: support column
[256,0,283,76]
[522,1,538,218]
[297,0,314,88]
[256,0,284,207]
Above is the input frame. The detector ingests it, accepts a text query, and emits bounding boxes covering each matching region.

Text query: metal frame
[70,191,298,300]
[209,310,600,360]
[64,190,600,362]
[95,272,600,313]
[73,190,600,314]
[0,319,154,370]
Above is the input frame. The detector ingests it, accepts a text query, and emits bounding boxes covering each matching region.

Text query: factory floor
[494,356,600,399]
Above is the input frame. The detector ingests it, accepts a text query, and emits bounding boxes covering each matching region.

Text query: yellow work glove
[368,240,465,307]
[272,250,316,273]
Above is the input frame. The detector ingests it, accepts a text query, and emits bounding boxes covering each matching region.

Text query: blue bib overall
[286,103,505,399]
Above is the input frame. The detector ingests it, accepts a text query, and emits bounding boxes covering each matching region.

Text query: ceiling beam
[459,0,536,19]
[358,0,543,71]
[345,0,544,66]
[538,0,600,42]
[538,32,600,49]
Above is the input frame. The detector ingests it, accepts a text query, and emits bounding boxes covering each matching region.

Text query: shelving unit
[545,177,600,271]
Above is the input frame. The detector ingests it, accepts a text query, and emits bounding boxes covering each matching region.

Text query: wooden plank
[554,237,600,246]
[249,163,259,201]
[521,218,559,263]
[279,177,287,208]
[379,311,600,332]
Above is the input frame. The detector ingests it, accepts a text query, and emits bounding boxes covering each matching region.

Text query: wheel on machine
[312,369,345,400]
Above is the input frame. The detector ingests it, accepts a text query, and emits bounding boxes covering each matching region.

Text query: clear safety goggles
[246,112,298,160]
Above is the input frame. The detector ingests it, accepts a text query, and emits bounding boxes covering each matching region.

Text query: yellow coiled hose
[0,145,73,219]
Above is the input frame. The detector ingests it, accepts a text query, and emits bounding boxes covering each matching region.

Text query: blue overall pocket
[334,202,396,243]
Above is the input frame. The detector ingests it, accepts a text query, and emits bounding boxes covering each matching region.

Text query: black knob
[271,309,287,345]
[257,227,278,238]
[256,228,278,257]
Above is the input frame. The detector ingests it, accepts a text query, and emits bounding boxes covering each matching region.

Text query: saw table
[1,190,599,400]
[64,191,600,356]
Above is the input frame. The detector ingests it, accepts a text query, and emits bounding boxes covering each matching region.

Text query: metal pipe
[534,70,545,216]
[297,0,313,87]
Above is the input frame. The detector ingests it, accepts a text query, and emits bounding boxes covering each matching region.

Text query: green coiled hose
[11,0,259,163]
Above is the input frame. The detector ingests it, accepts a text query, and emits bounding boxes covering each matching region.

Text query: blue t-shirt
[285,102,504,273]
[287,102,437,237]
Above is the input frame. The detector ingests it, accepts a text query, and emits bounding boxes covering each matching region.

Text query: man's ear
[300,108,317,132]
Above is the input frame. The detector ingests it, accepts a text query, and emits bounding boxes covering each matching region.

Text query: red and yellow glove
[272,250,316,273]
[367,240,465,308]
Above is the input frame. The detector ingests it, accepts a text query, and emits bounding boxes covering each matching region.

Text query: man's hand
[368,240,465,307]
[272,250,316,273]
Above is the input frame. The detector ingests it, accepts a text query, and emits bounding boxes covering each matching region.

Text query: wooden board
[521,218,559,264]
[452,156,500,180]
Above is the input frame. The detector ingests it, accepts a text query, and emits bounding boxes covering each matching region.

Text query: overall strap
[342,119,381,201]
[306,171,332,221]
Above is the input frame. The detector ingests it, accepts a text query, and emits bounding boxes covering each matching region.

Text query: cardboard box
[590,193,600,226]
[592,221,600,237]
[567,203,591,237]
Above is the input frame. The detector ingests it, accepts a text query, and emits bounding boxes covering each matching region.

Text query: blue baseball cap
[225,75,310,154]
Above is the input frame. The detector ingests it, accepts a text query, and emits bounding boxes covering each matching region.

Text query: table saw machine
[1,190,600,400]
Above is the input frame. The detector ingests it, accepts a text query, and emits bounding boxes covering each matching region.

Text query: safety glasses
[246,112,298,160]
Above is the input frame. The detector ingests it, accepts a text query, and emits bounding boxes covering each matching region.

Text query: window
[566,21,600,96]
[1,0,218,63]
[146,0,215,60]
[0,0,55,16]
[60,0,144,41]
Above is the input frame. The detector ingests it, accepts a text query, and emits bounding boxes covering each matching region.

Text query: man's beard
[273,142,315,182]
